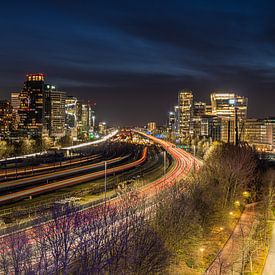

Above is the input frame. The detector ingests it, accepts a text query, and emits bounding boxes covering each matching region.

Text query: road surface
[0,148,147,205]
[0,154,130,192]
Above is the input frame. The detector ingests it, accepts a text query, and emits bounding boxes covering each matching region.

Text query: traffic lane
[0,154,132,192]
[0,148,148,205]
[0,154,101,178]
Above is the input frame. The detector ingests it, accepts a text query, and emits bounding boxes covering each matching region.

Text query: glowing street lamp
[234,200,240,207]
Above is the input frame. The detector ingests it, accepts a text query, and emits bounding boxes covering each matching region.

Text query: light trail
[0,154,101,178]
[0,130,118,162]
[0,154,130,192]
[62,130,118,149]
[0,148,147,205]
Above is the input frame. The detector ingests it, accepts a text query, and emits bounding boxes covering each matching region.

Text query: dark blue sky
[0,0,275,125]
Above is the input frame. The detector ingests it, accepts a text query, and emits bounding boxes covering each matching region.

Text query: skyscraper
[18,74,45,137]
[147,122,157,132]
[0,100,13,138]
[44,84,66,138]
[10,92,21,128]
[178,90,193,136]
[211,92,248,143]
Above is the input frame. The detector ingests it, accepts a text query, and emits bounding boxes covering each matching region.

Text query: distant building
[75,101,96,139]
[193,101,207,137]
[168,111,176,132]
[244,118,275,151]
[200,115,222,141]
[99,122,107,135]
[205,105,212,115]
[65,96,78,128]
[211,92,248,143]
[44,85,66,138]
[18,73,45,137]
[10,92,20,128]
[194,102,206,117]
[266,117,275,151]
[0,100,13,138]
[147,122,157,132]
[244,119,269,150]
[178,90,193,136]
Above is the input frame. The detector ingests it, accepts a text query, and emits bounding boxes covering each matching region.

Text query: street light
[104,161,107,201]
[234,200,240,207]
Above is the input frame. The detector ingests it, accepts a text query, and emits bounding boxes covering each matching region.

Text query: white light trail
[62,130,119,150]
[0,130,118,162]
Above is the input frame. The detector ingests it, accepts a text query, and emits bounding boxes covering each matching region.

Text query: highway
[0,154,101,179]
[0,154,131,193]
[0,148,148,205]
[132,131,199,196]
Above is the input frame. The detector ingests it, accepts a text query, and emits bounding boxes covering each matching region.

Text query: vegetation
[0,137,53,159]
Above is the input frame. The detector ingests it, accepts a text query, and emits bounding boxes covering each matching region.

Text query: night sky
[0,1,275,126]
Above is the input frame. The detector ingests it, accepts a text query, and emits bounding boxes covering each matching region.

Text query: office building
[18,73,45,137]
[10,92,21,128]
[0,100,13,138]
[211,92,248,143]
[244,119,269,150]
[44,85,66,138]
[244,118,275,151]
[266,117,275,151]
[168,111,176,132]
[65,96,78,130]
[194,102,206,117]
[147,122,157,132]
[178,90,193,136]
[99,122,107,135]
[193,101,207,137]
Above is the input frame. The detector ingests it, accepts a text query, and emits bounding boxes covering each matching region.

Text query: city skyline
[1,1,275,125]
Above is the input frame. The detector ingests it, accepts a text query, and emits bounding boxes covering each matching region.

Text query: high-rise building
[147,122,157,132]
[168,111,176,132]
[98,122,107,135]
[65,96,78,140]
[178,90,193,136]
[201,115,222,141]
[44,84,66,138]
[211,92,248,143]
[194,102,206,117]
[0,100,13,138]
[18,73,45,137]
[10,92,21,128]
[193,102,207,137]
[65,96,78,129]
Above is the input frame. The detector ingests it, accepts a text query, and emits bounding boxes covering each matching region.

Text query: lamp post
[163,150,166,176]
[104,161,107,207]
[235,106,239,146]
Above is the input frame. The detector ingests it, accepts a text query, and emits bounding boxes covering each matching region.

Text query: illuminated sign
[229,99,235,105]
[27,74,44,82]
